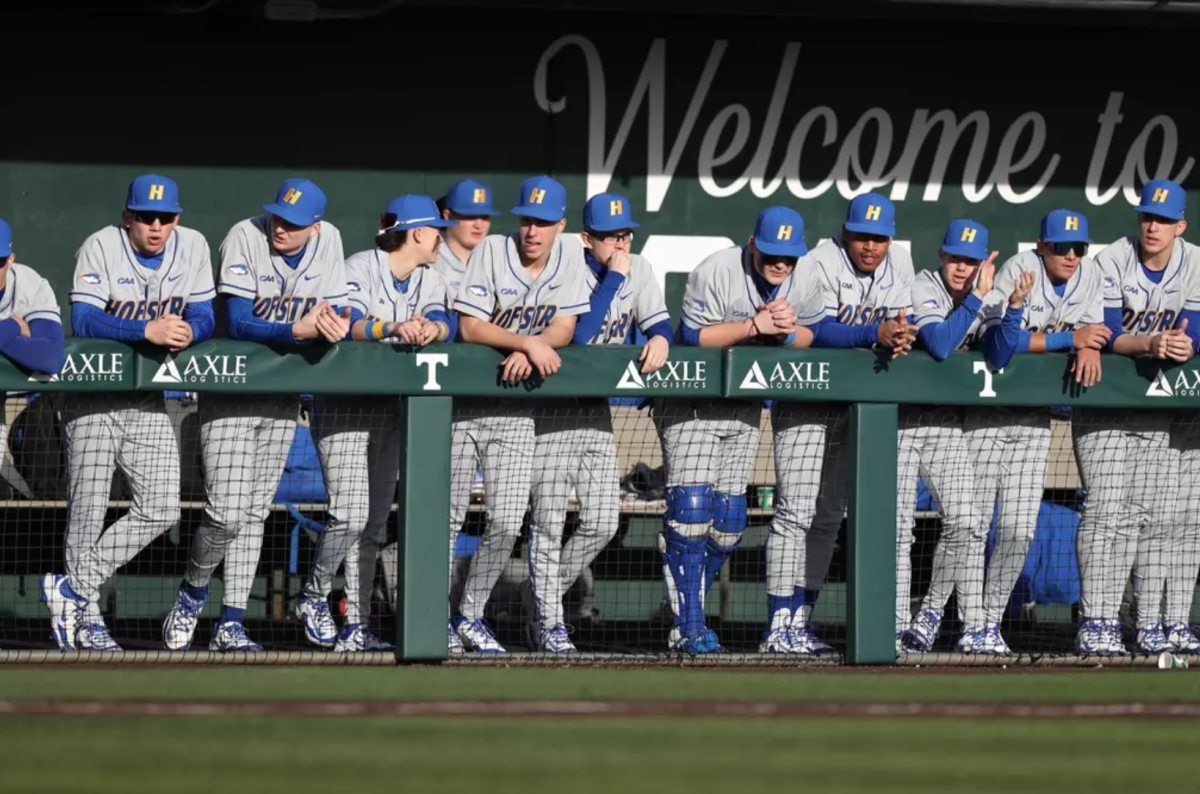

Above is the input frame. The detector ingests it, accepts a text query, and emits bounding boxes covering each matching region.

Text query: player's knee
[712,491,748,536]
[664,484,714,538]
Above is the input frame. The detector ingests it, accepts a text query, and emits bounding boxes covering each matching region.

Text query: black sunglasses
[1048,241,1088,257]
[131,210,178,226]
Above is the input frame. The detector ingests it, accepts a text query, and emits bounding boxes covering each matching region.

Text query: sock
[220,606,245,624]
[768,594,790,623]
[181,581,208,601]
[790,586,806,615]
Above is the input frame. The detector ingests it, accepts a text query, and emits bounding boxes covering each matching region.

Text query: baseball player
[40,175,214,652]
[0,217,65,562]
[162,177,351,652]
[763,193,916,655]
[520,192,672,653]
[297,194,457,653]
[436,179,500,306]
[975,208,1108,655]
[449,175,591,653]
[1083,179,1200,654]
[899,220,998,653]
[663,205,825,654]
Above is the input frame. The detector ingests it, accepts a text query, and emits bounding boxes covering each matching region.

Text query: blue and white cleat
[673,628,724,654]
[902,608,942,653]
[77,622,121,652]
[537,623,579,654]
[453,617,505,653]
[295,596,338,648]
[789,623,837,656]
[956,625,990,654]
[448,621,464,655]
[162,588,207,651]
[1136,624,1171,654]
[1099,620,1129,655]
[979,623,1013,656]
[1075,618,1105,655]
[1166,623,1200,654]
[334,623,393,652]
[209,621,263,651]
[41,573,84,651]
[759,608,795,653]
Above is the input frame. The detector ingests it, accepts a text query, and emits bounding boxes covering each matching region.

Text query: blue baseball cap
[844,192,896,237]
[126,174,182,214]
[753,206,808,257]
[511,175,567,223]
[0,218,12,258]
[381,195,458,232]
[444,179,500,216]
[941,219,989,260]
[1135,179,1186,221]
[263,178,326,227]
[583,192,640,233]
[1040,208,1092,243]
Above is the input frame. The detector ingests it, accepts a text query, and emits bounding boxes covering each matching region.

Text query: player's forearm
[810,318,879,349]
[426,310,456,342]
[0,321,66,373]
[224,296,298,345]
[1112,333,1150,357]
[183,299,215,344]
[572,272,624,345]
[787,326,815,348]
[697,320,761,347]
[539,316,577,348]
[459,315,527,351]
[70,302,148,342]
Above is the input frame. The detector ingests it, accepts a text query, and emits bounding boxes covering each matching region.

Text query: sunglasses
[131,211,178,226]
[1047,241,1088,257]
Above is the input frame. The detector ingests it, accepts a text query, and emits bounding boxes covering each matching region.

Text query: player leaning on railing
[1084,179,1200,655]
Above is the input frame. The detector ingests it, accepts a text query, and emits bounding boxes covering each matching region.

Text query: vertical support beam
[395,395,452,663]
[845,402,898,665]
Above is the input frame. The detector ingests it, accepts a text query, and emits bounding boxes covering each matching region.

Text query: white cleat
[1136,625,1171,654]
[209,621,262,652]
[448,622,464,656]
[902,608,942,653]
[76,621,121,651]
[295,596,338,648]
[162,588,206,651]
[759,607,795,653]
[788,623,837,656]
[956,625,990,654]
[537,623,578,654]
[453,617,505,653]
[1166,623,1200,654]
[41,574,84,651]
[978,623,1013,656]
[1099,620,1129,655]
[1075,619,1105,655]
[334,623,393,652]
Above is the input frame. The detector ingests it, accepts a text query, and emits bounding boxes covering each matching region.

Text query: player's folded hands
[501,350,533,383]
[521,336,562,378]
[146,314,192,349]
[390,320,424,344]
[639,335,669,373]
[1072,324,1111,351]
[1152,318,1193,362]
[315,305,351,343]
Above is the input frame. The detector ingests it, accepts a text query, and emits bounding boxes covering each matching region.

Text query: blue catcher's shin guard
[704,491,748,596]
[662,527,708,637]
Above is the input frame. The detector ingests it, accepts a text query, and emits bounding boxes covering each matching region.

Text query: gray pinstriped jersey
[980,251,1104,334]
[70,225,215,320]
[809,236,914,325]
[680,245,824,330]
[217,215,348,324]
[1093,236,1200,336]
[911,269,984,350]
[581,252,670,345]
[345,250,448,330]
[453,233,591,335]
[1,263,62,325]
[434,244,467,306]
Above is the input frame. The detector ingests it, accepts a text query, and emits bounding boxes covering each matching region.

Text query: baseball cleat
[453,617,505,653]
[1136,625,1171,655]
[955,625,990,654]
[41,573,84,651]
[1074,619,1105,655]
[672,629,724,653]
[760,607,795,653]
[162,588,207,651]
[76,622,121,652]
[209,621,263,652]
[295,596,338,648]
[902,608,942,653]
[537,624,578,654]
[789,624,837,656]
[1166,624,1200,654]
[978,624,1012,656]
[1099,620,1129,655]
[518,579,542,651]
[334,623,393,652]
[448,621,464,655]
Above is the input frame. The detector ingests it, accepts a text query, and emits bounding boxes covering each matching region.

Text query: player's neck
[446,235,472,265]
[518,250,551,278]
[388,249,422,282]
[1139,239,1174,272]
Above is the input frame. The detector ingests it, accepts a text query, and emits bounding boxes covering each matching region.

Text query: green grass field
[4,667,1200,793]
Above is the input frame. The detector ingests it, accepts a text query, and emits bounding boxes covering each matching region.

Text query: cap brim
[264,203,320,227]
[0,248,11,258]
[1134,204,1185,221]
[511,204,564,222]
[127,202,182,214]
[384,218,459,232]
[755,240,808,258]
[585,220,641,232]
[844,220,896,237]
[940,244,985,260]
[1041,235,1093,244]
[447,204,501,217]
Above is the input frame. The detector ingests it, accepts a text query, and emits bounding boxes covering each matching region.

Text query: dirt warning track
[3,700,1199,718]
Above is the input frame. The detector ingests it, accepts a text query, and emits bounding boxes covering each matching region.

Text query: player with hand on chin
[1080,179,1200,655]
[519,193,671,653]
[973,208,1107,655]
[449,176,591,653]
[41,175,214,652]
[764,194,915,656]
[662,205,824,654]
[296,195,456,653]
[163,178,353,653]
[899,220,997,653]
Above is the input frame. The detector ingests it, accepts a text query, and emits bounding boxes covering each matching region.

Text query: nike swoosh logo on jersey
[168,273,183,282]
[548,284,562,290]
[304,274,321,281]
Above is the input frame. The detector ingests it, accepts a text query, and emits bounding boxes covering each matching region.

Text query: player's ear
[310,221,322,237]
[556,218,567,233]
[441,208,453,221]
[1178,219,1188,238]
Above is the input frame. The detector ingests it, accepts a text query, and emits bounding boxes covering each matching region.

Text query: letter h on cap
[283,188,303,205]
[473,188,487,203]
[865,205,882,221]
[776,224,793,241]
[149,184,165,201]
[610,199,623,216]
[961,227,977,243]
[529,188,545,204]
[1153,187,1170,204]
[1064,215,1079,231]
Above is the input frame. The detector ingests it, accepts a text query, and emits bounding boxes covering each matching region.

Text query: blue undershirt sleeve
[981,307,1025,369]
[572,271,625,345]
[182,299,215,344]
[811,316,879,348]
[0,319,66,373]
[71,302,147,342]
[917,293,983,362]
[225,296,296,345]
